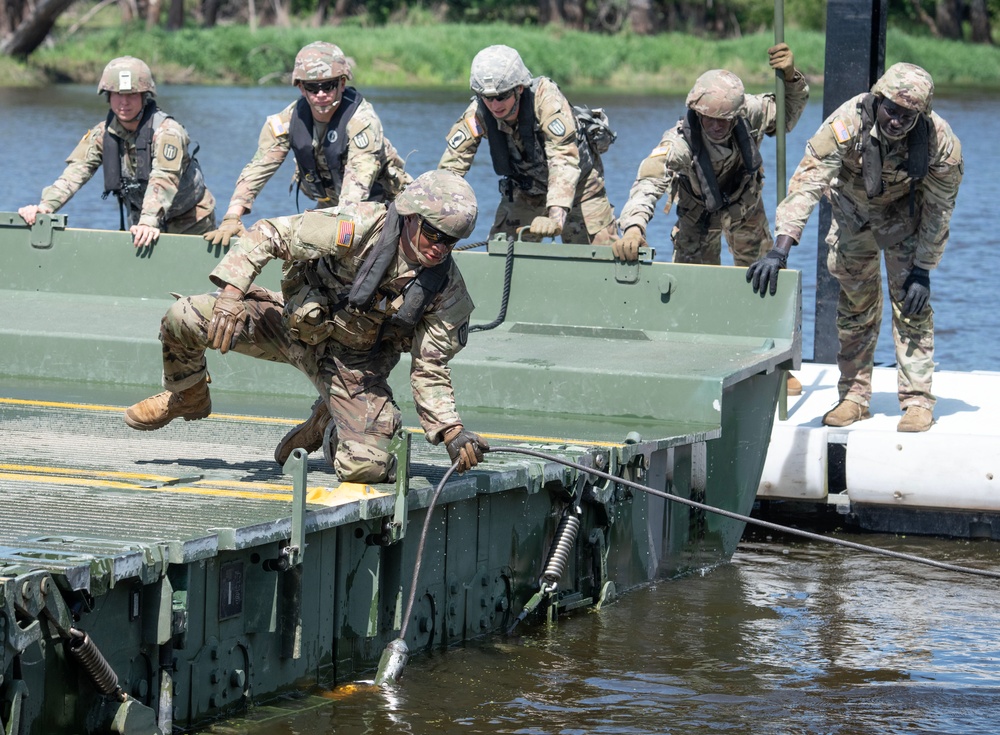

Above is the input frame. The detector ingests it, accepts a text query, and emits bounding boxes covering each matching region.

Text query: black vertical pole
[814,0,887,362]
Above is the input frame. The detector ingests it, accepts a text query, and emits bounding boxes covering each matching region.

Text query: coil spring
[68,628,120,697]
[540,511,581,589]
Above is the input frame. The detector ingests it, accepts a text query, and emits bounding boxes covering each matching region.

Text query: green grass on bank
[3,22,1000,93]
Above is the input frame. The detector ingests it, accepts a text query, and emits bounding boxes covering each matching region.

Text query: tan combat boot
[822,399,871,427]
[124,377,211,431]
[274,398,331,465]
[786,373,802,396]
[898,406,933,433]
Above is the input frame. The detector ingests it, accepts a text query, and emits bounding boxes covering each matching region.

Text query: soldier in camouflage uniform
[746,63,964,433]
[438,45,617,244]
[204,42,411,247]
[19,56,216,248]
[615,44,809,266]
[123,170,489,482]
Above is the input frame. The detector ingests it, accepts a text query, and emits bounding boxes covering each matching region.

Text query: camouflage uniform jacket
[41,113,211,228]
[210,203,474,443]
[776,94,963,270]
[226,97,410,214]
[438,77,584,210]
[618,72,809,234]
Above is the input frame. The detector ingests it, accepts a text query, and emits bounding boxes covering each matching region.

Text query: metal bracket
[386,430,412,544]
[281,448,309,568]
[29,214,68,250]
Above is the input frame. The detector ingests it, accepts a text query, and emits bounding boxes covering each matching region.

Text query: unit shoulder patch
[448,128,469,150]
[547,118,567,137]
[155,131,184,173]
[352,131,370,149]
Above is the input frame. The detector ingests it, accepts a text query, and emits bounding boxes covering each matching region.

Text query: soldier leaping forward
[124,171,489,481]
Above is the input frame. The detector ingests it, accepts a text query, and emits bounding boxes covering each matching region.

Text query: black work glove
[901,266,931,316]
[746,248,788,297]
[207,290,247,354]
[444,426,489,473]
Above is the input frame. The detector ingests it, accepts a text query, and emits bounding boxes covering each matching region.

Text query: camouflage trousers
[158,287,401,483]
[826,218,935,411]
[670,195,772,267]
[161,189,218,236]
[490,169,617,245]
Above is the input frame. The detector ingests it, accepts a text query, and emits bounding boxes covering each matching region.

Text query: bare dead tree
[1,0,77,56]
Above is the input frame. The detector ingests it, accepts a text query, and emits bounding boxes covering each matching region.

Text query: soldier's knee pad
[334,439,394,484]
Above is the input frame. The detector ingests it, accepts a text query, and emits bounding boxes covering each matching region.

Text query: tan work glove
[204,217,246,248]
[612,227,645,262]
[207,289,247,354]
[443,425,490,473]
[768,43,796,82]
[529,207,567,238]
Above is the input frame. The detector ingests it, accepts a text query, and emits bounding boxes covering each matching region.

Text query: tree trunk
[538,0,565,26]
[935,0,963,39]
[146,0,161,30]
[969,0,993,43]
[563,0,584,28]
[167,0,183,29]
[311,0,329,26]
[118,0,137,23]
[201,0,220,27]
[0,0,77,57]
[330,0,351,25]
[271,0,289,27]
[909,0,940,36]
[627,0,655,34]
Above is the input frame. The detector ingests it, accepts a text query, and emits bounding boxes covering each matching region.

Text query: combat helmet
[98,56,156,96]
[871,62,934,114]
[395,170,478,240]
[470,45,532,97]
[293,41,352,83]
[685,69,745,120]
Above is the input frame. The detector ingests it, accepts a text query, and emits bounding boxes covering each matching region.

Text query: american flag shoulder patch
[651,144,671,157]
[830,118,851,144]
[464,115,484,138]
[336,219,355,247]
[267,114,289,137]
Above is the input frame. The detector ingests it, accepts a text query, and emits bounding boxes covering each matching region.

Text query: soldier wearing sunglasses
[204,41,411,247]
[439,45,617,245]
[125,170,489,482]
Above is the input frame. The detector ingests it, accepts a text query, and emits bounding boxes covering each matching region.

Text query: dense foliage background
[2,1,999,88]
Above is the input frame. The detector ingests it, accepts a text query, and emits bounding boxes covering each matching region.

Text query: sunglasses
[302,78,343,94]
[420,219,458,247]
[480,89,515,103]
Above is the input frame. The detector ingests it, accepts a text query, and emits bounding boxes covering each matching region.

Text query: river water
[2,84,999,734]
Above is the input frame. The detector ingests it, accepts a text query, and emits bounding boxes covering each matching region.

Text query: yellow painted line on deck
[1,463,388,505]
[0,396,299,426]
[0,471,292,501]
[2,396,620,447]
